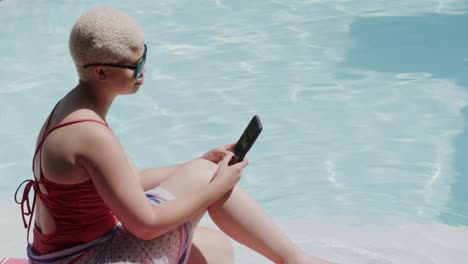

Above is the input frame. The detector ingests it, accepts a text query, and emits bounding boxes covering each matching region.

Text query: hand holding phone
[229,115,263,165]
[212,152,249,191]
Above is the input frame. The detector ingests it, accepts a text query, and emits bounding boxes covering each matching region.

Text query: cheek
[109,69,133,82]
[125,69,136,80]
[120,71,136,85]
[110,73,135,92]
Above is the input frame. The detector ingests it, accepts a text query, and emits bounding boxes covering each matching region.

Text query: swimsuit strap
[14,179,39,244]
[31,101,60,175]
[16,101,108,245]
[45,119,108,138]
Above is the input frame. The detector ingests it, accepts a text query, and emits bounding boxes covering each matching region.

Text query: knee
[190,159,218,175]
[191,158,217,169]
[185,158,218,181]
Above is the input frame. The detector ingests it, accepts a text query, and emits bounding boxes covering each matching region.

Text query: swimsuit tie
[15,179,38,244]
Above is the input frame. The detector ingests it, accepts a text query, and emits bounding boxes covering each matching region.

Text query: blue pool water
[1,0,468,263]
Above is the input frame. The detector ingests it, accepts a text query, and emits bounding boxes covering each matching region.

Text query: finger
[221,143,235,154]
[221,152,235,165]
[226,143,236,151]
[234,156,249,169]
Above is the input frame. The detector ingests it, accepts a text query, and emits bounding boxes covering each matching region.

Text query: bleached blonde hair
[69,6,145,81]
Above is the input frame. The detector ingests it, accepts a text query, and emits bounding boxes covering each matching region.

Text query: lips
[135,78,144,86]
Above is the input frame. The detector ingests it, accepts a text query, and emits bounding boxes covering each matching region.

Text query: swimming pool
[1,0,468,263]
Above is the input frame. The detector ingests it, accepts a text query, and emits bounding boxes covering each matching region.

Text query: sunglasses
[83,44,147,79]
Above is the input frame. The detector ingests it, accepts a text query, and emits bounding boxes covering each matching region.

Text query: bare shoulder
[73,121,118,154]
[72,120,132,182]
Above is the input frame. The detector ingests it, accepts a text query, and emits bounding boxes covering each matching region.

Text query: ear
[95,67,108,81]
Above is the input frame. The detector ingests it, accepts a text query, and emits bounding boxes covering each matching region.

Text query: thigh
[188,226,234,264]
[159,158,218,202]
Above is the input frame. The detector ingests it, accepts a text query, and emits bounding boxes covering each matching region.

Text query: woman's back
[29,100,118,255]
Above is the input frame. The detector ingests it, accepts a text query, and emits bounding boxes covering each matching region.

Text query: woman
[15,6,331,264]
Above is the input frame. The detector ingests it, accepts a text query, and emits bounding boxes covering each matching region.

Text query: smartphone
[229,115,263,165]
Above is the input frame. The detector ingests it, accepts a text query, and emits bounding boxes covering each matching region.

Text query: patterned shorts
[28,187,194,264]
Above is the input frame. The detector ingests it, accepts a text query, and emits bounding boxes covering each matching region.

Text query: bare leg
[209,185,301,263]
[187,227,234,264]
[159,159,332,264]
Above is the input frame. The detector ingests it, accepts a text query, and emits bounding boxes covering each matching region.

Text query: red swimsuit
[15,105,119,255]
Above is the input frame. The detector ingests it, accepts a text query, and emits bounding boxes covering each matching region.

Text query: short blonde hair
[69,6,145,81]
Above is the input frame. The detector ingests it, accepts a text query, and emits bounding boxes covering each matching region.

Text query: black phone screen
[230,115,263,165]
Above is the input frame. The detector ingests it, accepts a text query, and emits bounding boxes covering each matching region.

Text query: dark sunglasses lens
[136,58,146,78]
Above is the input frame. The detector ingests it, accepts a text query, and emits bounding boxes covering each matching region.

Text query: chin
[128,80,142,93]
[129,86,140,94]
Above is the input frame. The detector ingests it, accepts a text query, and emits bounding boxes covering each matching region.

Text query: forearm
[140,182,226,239]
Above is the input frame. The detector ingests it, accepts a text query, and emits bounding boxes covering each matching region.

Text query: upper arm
[75,123,155,237]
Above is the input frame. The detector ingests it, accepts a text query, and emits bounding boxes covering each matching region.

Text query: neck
[74,80,116,119]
